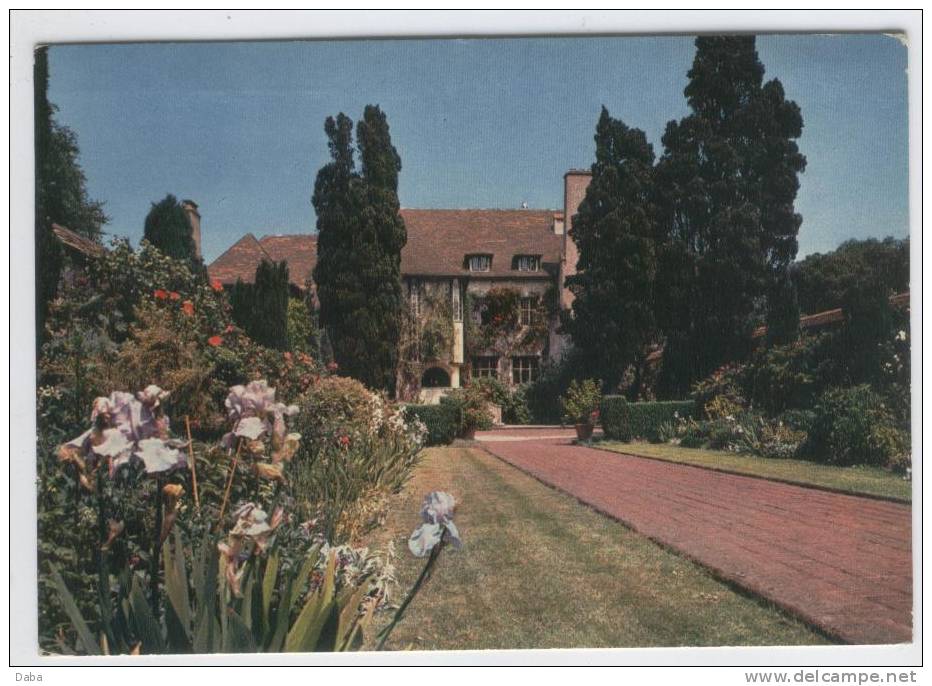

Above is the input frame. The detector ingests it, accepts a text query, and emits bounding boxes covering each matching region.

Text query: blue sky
[48,34,909,264]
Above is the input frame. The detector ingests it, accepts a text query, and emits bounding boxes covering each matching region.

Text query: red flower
[181,300,195,316]
[169,291,181,301]
[225,324,235,333]
[207,335,223,347]
[211,279,224,292]
[327,361,339,372]
[283,352,292,362]
[338,435,350,449]
[153,289,168,300]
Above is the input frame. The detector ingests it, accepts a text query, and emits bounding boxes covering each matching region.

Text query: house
[208,170,593,402]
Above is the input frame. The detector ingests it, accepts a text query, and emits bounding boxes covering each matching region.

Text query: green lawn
[363,446,831,650]
[596,441,911,503]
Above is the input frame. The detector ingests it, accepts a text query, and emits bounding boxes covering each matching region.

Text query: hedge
[403,402,461,446]
[601,397,696,442]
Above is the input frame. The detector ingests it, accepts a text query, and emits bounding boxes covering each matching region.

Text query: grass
[363,446,831,650]
[596,440,911,503]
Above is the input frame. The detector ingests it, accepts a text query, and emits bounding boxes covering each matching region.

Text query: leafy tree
[229,260,290,351]
[143,194,199,265]
[313,105,406,393]
[287,295,318,355]
[563,107,657,394]
[654,36,805,396]
[35,46,108,349]
[792,237,909,315]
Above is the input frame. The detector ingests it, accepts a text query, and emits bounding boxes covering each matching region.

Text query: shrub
[745,334,839,414]
[403,403,460,446]
[690,363,748,418]
[524,351,586,424]
[798,385,908,467]
[446,385,493,433]
[601,397,696,442]
[295,376,379,449]
[472,377,531,425]
[561,379,602,424]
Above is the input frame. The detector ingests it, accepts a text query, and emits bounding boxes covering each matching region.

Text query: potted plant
[449,385,493,440]
[562,379,602,441]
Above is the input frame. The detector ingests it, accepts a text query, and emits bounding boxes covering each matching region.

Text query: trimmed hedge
[403,402,461,446]
[601,397,696,442]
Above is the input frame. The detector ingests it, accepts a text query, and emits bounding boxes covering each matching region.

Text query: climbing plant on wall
[464,287,550,359]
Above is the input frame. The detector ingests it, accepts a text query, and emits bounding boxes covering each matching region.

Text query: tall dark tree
[563,107,657,393]
[654,36,806,396]
[35,46,108,349]
[143,194,199,265]
[229,260,290,351]
[313,105,406,393]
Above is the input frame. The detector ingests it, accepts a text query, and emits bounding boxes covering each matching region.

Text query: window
[514,255,541,272]
[467,254,492,272]
[451,279,462,322]
[409,279,421,316]
[512,356,539,384]
[472,356,499,379]
[519,297,537,326]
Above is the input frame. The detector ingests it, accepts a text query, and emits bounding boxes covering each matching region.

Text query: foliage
[728,414,807,460]
[397,290,455,399]
[561,379,602,424]
[690,363,749,418]
[34,46,108,350]
[744,334,838,415]
[287,295,318,355]
[563,107,657,390]
[471,377,531,425]
[313,106,406,394]
[144,194,199,266]
[792,237,909,316]
[289,378,426,543]
[229,260,290,351]
[465,287,550,359]
[654,35,806,396]
[293,376,380,448]
[798,385,909,468]
[49,531,377,654]
[403,403,460,446]
[523,351,586,424]
[445,385,493,433]
[765,271,801,345]
[601,397,696,442]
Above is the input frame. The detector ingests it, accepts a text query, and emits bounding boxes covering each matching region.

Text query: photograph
[17,10,917,666]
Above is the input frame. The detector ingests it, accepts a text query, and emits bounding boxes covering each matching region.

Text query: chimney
[560,170,592,310]
[182,200,201,259]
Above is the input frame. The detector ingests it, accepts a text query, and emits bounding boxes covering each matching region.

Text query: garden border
[586,440,911,505]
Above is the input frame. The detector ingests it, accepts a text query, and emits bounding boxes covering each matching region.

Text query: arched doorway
[421,366,451,388]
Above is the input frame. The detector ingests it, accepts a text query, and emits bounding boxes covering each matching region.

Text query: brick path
[480,432,912,644]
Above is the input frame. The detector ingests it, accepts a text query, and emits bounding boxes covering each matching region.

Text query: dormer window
[513,255,541,272]
[466,254,492,272]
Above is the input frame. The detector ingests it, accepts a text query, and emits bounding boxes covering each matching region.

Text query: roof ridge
[400,207,561,213]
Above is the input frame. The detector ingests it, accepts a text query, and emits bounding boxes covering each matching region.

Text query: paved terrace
[476,427,913,645]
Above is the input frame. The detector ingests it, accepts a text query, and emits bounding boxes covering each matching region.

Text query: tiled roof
[258,235,317,287]
[208,208,564,286]
[207,233,273,285]
[399,208,562,278]
[52,223,106,258]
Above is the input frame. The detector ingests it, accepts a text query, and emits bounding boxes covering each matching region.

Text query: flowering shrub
[444,384,493,434]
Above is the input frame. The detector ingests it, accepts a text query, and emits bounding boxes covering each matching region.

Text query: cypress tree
[229,260,290,351]
[143,194,199,264]
[313,106,406,393]
[563,107,657,393]
[654,36,805,396]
